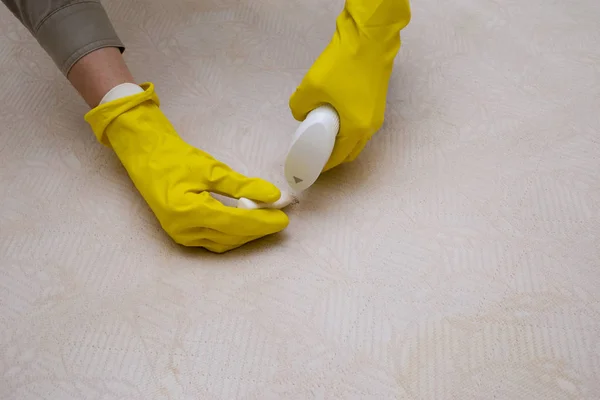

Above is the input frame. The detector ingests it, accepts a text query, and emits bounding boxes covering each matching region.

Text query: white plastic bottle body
[284,104,340,192]
[235,105,339,211]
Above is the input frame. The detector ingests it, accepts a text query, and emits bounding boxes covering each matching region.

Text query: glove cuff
[344,0,411,33]
[333,10,402,62]
[84,82,160,147]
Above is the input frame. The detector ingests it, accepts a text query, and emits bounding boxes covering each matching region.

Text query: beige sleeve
[2,0,125,76]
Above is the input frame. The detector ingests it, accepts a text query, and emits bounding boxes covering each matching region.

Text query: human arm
[2,0,289,252]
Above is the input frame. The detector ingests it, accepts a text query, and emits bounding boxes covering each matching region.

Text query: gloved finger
[289,85,321,122]
[180,237,252,254]
[175,225,268,247]
[204,231,267,247]
[188,193,290,237]
[221,174,282,204]
[174,237,229,252]
[202,235,276,253]
[323,133,360,172]
[203,242,243,254]
[346,137,368,163]
[202,161,282,204]
[185,239,249,254]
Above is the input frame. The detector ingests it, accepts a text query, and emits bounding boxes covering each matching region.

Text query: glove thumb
[289,82,324,123]
[207,164,282,204]
[231,176,282,204]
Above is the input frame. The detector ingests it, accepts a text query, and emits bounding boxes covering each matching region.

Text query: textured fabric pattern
[1,0,600,399]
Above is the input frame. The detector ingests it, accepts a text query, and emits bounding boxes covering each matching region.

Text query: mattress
[1,0,599,398]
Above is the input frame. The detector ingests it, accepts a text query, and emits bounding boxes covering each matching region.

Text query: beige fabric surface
[1,0,600,399]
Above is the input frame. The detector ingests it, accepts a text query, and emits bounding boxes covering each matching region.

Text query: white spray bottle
[283,104,340,192]
[237,104,339,210]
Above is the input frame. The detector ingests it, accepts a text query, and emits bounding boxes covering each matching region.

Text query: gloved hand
[85,83,289,253]
[289,0,411,171]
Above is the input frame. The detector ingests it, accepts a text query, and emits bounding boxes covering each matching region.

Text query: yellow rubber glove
[289,0,411,171]
[85,83,289,253]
